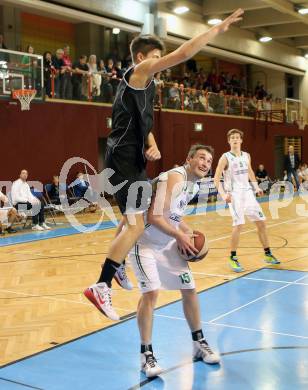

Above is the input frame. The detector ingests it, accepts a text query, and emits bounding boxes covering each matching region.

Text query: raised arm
[214,155,231,203]
[135,9,243,78]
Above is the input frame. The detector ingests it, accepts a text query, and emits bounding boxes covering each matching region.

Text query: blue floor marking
[1,269,307,390]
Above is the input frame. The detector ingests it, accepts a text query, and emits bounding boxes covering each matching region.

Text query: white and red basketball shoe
[84,282,120,321]
[114,264,133,290]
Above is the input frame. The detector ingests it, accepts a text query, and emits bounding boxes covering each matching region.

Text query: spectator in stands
[61,44,73,99]
[284,145,300,190]
[71,172,89,198]
[52,49,65,98]
[168,82,181,109]
[115,60,124,78]
[88,54,101,98]
[0,190,21,234]
[262,96,272,111]
[154,72,164,107]
[256,164,269,185]
[199,89,213,112]
[43,51,53,97]
[98,59,107,74]
[246,94,258,116]
[298,163,308,185]
[106,58,116,76]
[0,33,7,49]
[21,45,38,89]
[72,55,89,100]
[229,92,241,115]
[11,170,50,231]
[230,74,240,94]
[256,84,267,100]
[207,69,218,92]
[47,175,61,204]
[0,33,9,62]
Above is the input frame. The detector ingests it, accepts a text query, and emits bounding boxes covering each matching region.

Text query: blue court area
[1,268,307,390]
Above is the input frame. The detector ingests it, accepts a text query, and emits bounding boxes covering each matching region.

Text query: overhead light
[259,36,272,43]
[208,18,222,26]
[174,6,189,14]
[112,27,120,34]
[298,8,308,15]
[305,53,308,59]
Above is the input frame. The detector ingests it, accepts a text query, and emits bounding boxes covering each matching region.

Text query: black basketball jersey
[106,66,155,171]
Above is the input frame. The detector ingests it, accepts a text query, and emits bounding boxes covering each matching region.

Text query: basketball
[178,230,209,262]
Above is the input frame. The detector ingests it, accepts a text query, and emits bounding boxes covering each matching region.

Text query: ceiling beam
[266,22,308,38]
[294,36,308,48]
[202,0,268,16]
[240,8,296,28]
[262,0,308,26]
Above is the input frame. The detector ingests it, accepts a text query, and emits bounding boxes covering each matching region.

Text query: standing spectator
[0,33,9,62]
[21,45,38,89]
[168,82,181,109]
[284,145,300,190]
[11,170,50,231]
[246,94,258,116]
[0,190,20,234]
[206,68,218,92]
[61,45,73,99]
[43,51,53,97]
[115,60,124,78]
[154,72,164,107]
[88,54,101,98]
[0,33,7,49]
[298,163,308,185]
[98,60,113,103]
[52,49,65,98]
[72,55,89,100]
[98,59,107,74]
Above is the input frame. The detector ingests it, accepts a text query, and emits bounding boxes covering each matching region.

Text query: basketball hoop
[12,89,36,111]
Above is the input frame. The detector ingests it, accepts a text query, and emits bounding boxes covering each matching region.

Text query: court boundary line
[0,267,261,369]
[209,273,308,323]
[0,377,43,390]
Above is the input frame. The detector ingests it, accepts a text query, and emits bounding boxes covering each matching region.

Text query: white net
[13,90,37,111]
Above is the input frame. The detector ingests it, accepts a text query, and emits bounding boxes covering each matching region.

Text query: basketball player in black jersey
[84,8,244,321]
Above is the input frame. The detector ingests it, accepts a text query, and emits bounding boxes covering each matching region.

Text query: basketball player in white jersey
[214,129,280,272]
[128,145,220,378]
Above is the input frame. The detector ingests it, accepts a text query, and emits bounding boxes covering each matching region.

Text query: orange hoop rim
[12,89,37,99]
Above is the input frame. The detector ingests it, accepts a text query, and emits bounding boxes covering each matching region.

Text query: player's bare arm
[145,132,161,161]
[247,154,263,195]
[133,8,243,84]
[148,172,198,255]
[214,155,232,203]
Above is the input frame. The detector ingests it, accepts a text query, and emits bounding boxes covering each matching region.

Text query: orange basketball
[178,230,209,262]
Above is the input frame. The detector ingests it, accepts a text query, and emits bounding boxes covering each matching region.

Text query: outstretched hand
[215,8,244,33]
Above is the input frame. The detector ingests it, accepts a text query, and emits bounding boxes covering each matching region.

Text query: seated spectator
[71,172,89,198]
[246,95,258,116]
[230,74,240,94]
[199,89,213,113]
[11,170,50,231]
[168,82,181,109]
[229,92,241,115]
[88,54,101,98]
[256,164,269,184]
[43,51,54,97]
[209,90,225,114]
[298,163,308,184]
[47,175,61,204]
[52,49,65,98]
[106,58,116,77]
[70,172,98,212]
[0,190,21,234]
[262,96,272,111]
[72,55,89,100]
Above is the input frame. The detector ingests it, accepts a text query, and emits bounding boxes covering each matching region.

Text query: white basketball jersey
[223,151,251,192]
[138,166,199,247]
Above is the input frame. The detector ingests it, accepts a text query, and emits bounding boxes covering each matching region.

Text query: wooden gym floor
[0,195,307,367]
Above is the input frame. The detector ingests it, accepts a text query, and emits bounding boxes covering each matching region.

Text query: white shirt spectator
[11,178,38,205]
